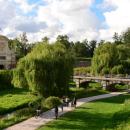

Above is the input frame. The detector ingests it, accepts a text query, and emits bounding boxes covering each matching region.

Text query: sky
[0,0,130,42]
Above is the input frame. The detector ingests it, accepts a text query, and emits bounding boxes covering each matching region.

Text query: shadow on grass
[43,110,114,130]
[0,88,29,96]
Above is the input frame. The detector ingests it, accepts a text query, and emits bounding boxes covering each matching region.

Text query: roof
[0,35,8,41]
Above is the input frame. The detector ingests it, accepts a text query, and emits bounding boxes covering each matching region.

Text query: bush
[0,107,35,129]
[101,67,110,75]
[44,96,62,109]
[74,67,91,75]
[111,65,124,74]
[0,70,13,90]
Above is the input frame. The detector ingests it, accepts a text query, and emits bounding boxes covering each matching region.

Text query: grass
[69,81,108,99]
[0,88,40,129]
[38,94,130,130]
[0,88,38,115]
[69,87,108,99]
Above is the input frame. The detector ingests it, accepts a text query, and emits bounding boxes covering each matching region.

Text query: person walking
[35,105,41,118]
[60,103,63,112]
[65,97,69,107]
[73,97,77,108]
[54,106,58,119]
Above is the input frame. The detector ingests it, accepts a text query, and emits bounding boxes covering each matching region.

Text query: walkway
[5,92,125,130]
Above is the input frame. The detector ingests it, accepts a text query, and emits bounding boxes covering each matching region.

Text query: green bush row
[0,107,35,129]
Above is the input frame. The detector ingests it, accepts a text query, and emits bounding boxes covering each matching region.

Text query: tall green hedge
[13,43,74,97]
[0,70,13,90]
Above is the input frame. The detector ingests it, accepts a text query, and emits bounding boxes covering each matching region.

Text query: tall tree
[71,41,88,57]
[42,36,49,43]
[113,32,122,44]
[18,32,28,56]
[56,35,71,49]
[89,40,97,57]
[122,28,130,44]
[91,43,119,75]
[13,42,74,97]
[8,38,23,60]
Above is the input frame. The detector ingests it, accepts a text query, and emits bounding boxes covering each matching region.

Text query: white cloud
[1,0,130,43]
[99,0,130,40]
[13,0,36,13]
[37,0,100,41]
[0,0,16,28]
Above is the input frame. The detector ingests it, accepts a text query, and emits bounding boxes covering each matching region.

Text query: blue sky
[0,0,130,42]
[91,0,105,21]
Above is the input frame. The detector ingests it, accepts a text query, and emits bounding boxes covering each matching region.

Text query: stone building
[0,35,16,69]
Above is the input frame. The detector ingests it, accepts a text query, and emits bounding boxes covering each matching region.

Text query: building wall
[0,39,16,69]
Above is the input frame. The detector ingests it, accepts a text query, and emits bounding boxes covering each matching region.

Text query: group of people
[54,96,77,119]
[35,96,77,120]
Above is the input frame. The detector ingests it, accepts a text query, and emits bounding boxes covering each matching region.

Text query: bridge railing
[73,74,130,79]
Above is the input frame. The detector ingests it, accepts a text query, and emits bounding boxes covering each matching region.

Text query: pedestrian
[73,97,77,107]
[60,103,63,112]
[35,105,41,118]
[65,97,69,107]
[55,106,58,119]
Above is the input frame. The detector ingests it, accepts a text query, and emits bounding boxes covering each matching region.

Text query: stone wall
[0,36,16,69]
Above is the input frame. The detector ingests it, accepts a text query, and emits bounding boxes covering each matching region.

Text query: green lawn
[69,81,108,99]
[0,88,38,115]
[38,94,130,130]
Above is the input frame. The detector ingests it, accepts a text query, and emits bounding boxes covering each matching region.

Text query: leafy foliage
[0,88,39,115]
[111,65,124,74]
[0,107,35,129]
[91,43,118,75]
[13,42,74,97]
[74,67,91,75]
[91,42,130,75]
[44,96,62,109]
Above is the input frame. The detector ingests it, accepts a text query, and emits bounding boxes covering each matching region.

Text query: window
[0,56,6,60]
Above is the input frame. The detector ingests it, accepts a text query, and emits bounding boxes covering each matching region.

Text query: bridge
[73,75,130,89]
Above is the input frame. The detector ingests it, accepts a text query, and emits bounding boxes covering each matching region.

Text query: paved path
[5,92,126,130]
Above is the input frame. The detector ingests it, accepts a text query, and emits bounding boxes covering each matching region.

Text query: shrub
[0,70,13,90]
[74,67,91,75]
[0,107,35,129]
[111,65,124,74]
[44,96,62,109]
[28,97,44,109]
[101,67,110,75]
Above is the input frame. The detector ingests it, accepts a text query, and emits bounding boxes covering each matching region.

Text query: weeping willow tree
[91,43,119,75]
[13,42,74,97]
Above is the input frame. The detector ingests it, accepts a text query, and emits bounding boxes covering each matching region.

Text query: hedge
[0,70,13,90]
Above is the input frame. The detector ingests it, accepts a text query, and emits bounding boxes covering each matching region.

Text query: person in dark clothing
[60,104,63,112]
[73,97,77,107]
[35,105,41,118]
[55,106,58,119]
